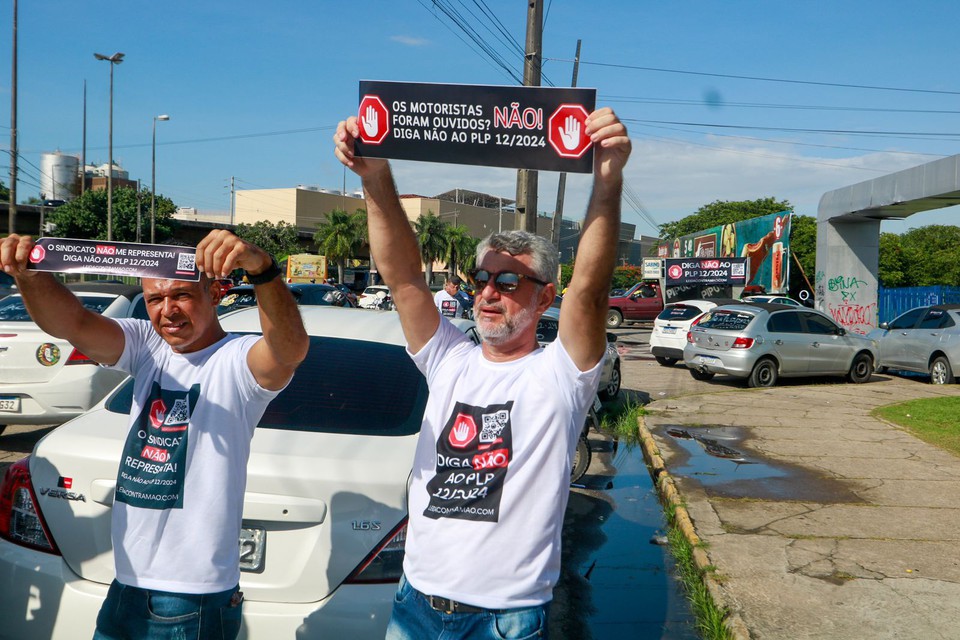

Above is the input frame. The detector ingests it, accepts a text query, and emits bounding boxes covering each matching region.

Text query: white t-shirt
[403,318,602,609]
[106,319,280,594]
[434,289,465,318]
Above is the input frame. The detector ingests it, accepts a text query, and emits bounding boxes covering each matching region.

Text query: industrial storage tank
[40,152,80,201]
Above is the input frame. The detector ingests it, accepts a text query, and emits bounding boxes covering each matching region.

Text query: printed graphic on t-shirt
[439,299,459,318]
[115,381,199,509]
[424,400,513,522]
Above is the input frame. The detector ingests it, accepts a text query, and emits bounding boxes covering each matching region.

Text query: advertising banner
[27,238,199,281]
[356,81,597,173]
[665,257,748,286]
[657,211,792,292]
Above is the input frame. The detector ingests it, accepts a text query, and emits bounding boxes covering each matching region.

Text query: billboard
[657,211,792,293]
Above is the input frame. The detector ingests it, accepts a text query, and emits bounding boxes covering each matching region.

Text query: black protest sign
[356,81,597,173]
[28,238,199,281]
[665,257,749,286]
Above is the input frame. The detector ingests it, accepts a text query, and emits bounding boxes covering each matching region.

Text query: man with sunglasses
[335,107,630,639]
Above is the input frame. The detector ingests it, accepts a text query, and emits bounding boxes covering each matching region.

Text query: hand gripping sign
[355,80,597,173]
[28,237,200,281]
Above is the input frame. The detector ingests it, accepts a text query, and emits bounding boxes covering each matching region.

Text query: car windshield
[106,335,428,436]
[697,308,757,331]
[657,304,704,321]
[0,294,116,321]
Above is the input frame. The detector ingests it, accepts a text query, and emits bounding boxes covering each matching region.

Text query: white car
[356,285,391,309]
[0,306,465,639]
[650,299,731,366]
[0,283,147,436]
[742,295,802,307]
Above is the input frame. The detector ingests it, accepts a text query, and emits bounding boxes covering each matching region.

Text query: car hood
[30,401,417,604]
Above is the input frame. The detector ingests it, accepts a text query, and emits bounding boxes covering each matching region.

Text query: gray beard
[475,305,536,345]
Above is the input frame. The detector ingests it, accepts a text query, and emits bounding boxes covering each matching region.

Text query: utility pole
[81,80,86,195]
[8,0,18,233]
[136,178,142,243]
[516,0,542,234]
[230,176,236,224]
[552,39,581,248]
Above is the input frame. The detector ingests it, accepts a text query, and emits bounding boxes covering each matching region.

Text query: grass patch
[873,397,960,456]
[667,525,733,639]
[599,397,647,443]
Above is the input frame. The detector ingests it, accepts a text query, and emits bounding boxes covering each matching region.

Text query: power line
[622,117,960,139]
[602,94,960,116]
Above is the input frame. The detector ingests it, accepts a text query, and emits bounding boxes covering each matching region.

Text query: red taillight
[686,331,694,343]
[344,518,407,584]
[66,348,95,365]
[732,337,754,349]
[0,457,60,554]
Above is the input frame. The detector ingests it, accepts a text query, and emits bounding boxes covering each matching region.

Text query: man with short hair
[335,107,630,638]
[0,229,309,640]
[434,275,468,318]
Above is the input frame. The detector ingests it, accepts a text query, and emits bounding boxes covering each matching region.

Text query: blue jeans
[92,580,242,640]
[386,574,548,640]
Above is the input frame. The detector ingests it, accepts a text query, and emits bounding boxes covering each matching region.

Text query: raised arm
[558,108,632,371]
[0,234,125,365]
[195,230,308,391]
[333,117,439,352]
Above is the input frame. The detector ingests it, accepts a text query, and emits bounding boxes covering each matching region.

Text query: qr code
[177,253,196,272]
[731,262,745,277]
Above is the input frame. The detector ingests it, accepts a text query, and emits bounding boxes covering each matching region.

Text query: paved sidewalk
[642,378,960,640]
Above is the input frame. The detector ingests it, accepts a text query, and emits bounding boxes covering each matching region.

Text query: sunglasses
[469,269,549,293]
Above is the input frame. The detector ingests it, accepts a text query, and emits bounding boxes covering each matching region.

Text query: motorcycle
[371,290,396,310]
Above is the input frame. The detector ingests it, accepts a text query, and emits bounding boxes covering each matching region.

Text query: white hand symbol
[452,422,471,442]
[559,115,581,150]
[361,105,379,138]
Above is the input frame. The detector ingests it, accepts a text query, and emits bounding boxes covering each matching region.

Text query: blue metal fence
[878,286,960,324]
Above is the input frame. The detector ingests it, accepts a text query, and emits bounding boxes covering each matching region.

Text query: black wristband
[245,258,281,285]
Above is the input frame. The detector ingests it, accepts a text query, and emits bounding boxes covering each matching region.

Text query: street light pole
[94,52,124,241]
[151,114,170,244]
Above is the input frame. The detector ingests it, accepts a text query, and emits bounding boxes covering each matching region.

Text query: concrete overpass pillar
[814,217,880,335]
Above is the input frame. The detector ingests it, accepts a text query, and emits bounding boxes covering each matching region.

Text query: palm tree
[444,224,475,277]
[414,211,448,285]
[314,208,367,283]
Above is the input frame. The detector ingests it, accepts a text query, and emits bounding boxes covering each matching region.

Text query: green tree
[48,187,176,242]
[787,214,817,290]
[899,225,960,287]
[0,180,8,203]
[313,208,367,283]
[878,232,905,287]
[658,197,792,240]
[234,220,301,260]
[414,211,447,285]
[443,224,476,277]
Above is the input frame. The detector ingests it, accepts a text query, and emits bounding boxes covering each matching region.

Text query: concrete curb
[636,413,752,640]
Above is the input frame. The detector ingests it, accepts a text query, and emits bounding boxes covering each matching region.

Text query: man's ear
[536,282,556,313]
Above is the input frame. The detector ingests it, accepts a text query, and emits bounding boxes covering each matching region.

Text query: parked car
[0,283,148,436]
[868,304,960,384]
[606,281,665,328]
[357,285,391,309]
[0,306,456,638]
[537,307,621,401]
[0,272,15,300]
[333,283,359,306]
[742,294,802,307]
[650,299,739,366]
[684,303,877,388]
[218,283,354,315]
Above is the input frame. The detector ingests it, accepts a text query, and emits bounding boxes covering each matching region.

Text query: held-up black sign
[665,258,749,286]
[28,238,199,281]
[356,81,597,173]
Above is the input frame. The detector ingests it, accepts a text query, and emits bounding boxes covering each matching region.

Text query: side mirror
[879,322,889,330]
[606,332,617,344]
[836,327,846,336]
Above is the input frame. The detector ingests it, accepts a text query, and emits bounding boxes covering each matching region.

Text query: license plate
[0,397,20,412]
[698,355,719,365]
[239,527,265,573]
[662,326,677,335]
[592,396,602,412]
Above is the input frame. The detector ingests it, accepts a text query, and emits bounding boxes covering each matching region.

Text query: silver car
[537,307,621,400]
[868,304,960,384]
[684,303,877,387]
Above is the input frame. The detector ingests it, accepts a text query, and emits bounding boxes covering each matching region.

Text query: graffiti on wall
[819,271,876,334]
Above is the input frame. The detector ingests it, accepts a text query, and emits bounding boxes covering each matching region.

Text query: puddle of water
[666,427,788,484]
[552,441,699,639]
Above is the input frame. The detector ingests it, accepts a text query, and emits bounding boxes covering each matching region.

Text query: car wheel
[690,368,715,381]
[570,432,591,484]
[930,356,954,385]
[748,358,778,388]
[848,352,873,384]
[598,362,621,401]
[606,309,623,329]
[655,356,678,367]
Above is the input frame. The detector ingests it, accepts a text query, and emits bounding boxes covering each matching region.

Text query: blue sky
[3,0,959,237]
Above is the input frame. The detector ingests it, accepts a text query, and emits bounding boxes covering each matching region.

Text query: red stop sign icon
[548,104,591,158]
[357,95,390,145]
[149,399,167,429]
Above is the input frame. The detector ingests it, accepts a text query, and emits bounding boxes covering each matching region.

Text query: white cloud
[390,35,429,46]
